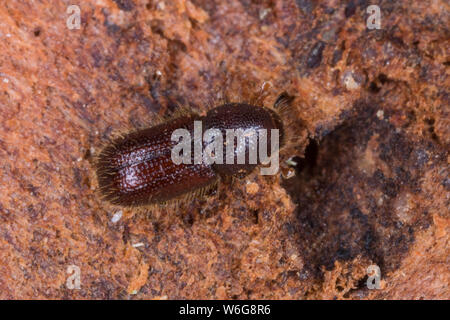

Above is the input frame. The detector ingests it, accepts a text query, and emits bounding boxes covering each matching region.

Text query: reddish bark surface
[0,0,448,299]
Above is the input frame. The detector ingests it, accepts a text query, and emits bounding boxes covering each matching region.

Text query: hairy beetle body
[96,115,217,206]
[96,101,286,207]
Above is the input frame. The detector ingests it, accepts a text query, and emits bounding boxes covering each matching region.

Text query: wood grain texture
[0,0,448,299]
